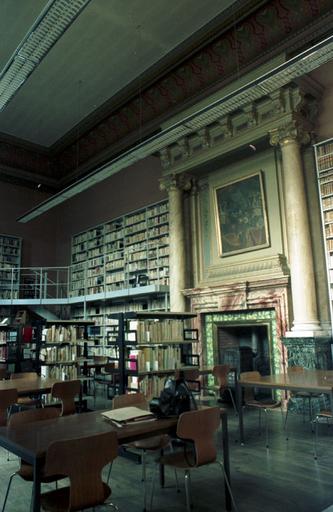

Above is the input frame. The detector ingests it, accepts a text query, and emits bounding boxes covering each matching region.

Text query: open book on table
[102,406,155,425]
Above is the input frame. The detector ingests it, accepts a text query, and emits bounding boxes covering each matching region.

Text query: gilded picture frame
[214,171,270,257]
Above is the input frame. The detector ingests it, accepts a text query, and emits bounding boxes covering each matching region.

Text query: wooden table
[0,408,232,512]
[0,377,60,396]
[237,370,333,444]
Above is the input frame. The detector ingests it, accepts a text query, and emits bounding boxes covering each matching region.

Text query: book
[101,406,154,424]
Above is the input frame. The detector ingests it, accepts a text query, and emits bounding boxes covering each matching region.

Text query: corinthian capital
[160,173,193,193]
[269,121,311,148]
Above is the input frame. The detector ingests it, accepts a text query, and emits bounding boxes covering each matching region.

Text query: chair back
[0,388,17,426]
[51,380,81,416]
[177,406,220,466]
[103,362,116,374]
[8,406,60,428]
[113,392,146,409]
[44,431,118,510]
[240,371,261,402]
[288,366,304,373]
[10,372,37,380]
[213,365,232,390]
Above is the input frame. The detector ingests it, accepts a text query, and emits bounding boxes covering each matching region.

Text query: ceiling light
[17,34,333,223]
[0,0,91,111]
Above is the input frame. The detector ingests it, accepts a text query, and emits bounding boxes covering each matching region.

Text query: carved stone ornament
[159,173,193,193]
[269,91,319,147]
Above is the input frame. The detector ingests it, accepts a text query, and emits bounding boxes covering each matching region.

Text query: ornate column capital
[159,173,193,193]
[269,123,309,147]
[269,92,319,148]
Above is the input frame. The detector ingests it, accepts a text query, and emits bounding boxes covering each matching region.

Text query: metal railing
[0,266,70,301]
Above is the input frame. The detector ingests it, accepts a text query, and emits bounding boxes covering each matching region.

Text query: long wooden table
[0,407,232,512]
[0,377,61,396]
[237,369,333,444]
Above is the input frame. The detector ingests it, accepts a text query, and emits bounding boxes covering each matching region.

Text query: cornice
[0,0,332,188]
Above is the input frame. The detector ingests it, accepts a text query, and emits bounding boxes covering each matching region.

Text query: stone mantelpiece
[184,276,290,341]
[184,277,291,374]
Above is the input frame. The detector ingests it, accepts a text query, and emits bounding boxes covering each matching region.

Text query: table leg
[221,410,232,511]
[31,458,42,512]
[159,448,165,488]
[236,381,244,445]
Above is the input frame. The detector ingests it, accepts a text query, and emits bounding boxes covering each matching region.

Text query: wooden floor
[1,394,333,512]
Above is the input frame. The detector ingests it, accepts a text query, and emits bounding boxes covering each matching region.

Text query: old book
[101,406,154,424]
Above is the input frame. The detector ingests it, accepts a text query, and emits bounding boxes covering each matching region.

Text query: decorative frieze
[159,84,320,173]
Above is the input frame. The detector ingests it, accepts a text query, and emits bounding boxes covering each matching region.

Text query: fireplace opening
[217,324,271,375]
[215,323,272,401]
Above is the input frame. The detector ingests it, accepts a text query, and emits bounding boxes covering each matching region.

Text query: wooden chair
[51,379,81,415]
[212,365,238,414]
[174,368,201,395]
[150,406,238,512]
[284,366,322,428]
[2,407,61,512]
[0,388,17,426]
[111,392,169,511]
[313,407,333,459]
[240,371,282,448]
[95,361,117,399]
[0,368,7,380]
[40,431,119,511]
[10,371,41,408]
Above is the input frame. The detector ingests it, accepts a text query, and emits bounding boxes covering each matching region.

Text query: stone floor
[1,391,333,511]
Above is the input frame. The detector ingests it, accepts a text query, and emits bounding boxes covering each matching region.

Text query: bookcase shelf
[70,200,169,298]
[315,137,333,332]
[0,234,21,299]
[39,320,95,382]
[107,312,199,398]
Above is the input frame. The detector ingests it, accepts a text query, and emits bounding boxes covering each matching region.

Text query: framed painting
[214,171,270,257]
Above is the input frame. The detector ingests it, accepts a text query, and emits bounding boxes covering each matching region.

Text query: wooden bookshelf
[0,234,21,299]
[70,200,169,297]
[39,320,94,382]
[314,137,333,332]
[106,312,199,397]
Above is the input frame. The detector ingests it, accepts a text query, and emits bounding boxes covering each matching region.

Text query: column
[270,126,322,336]
[160,174,191,312]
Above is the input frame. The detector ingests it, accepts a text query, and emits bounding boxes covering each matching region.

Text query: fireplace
[217,324,271,376]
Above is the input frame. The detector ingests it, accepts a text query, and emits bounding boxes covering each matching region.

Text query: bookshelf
[314,137,333,332]
[0,234,21,299]
[39,319,95,383]
[70,200,169,297]
[0,325,20,372]
[107,312,199,397]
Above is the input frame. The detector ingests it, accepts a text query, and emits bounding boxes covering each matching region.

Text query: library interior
[1,1,333,511]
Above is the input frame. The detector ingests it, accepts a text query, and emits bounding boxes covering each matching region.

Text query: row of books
[43,325,85,343]
[318,154,333,172]
[128,346,182,372]
[127,375,166,397]
[128,319,185,343]
[40,346,79,363]
[40,364,78,380]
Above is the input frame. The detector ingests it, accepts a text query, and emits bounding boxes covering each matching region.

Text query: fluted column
[270,126,322,336]
[160,174,191,312]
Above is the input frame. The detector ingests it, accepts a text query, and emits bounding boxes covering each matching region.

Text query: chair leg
[149,459,159,512]
[227,388,238,415]
[264,409,269,448]
[142,450,147,512]
[2,472,16,512]
[184,470,192,512]
[106,461,113,485]
[313,415,319,459]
